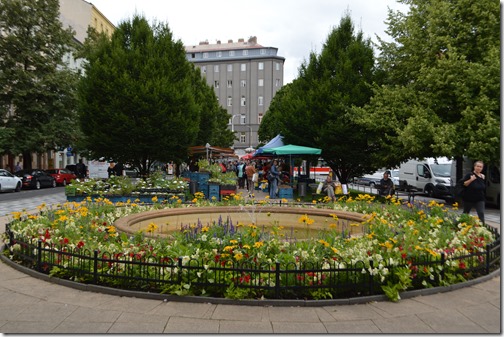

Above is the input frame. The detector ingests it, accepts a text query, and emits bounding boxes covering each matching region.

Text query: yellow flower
[230,239,238,244]
[331,247,339,254]
[151,196,158,203]
[201,226,209,232]
[298,214,314,225]
[242,244,250,249]
[58,215,68,222]
[146,222,158,233]
[223,245,235,251]
[234,252,243,261]
[318,239,330,247]
[281,198,288,203]
[253,241,264,248]
[11,212,22,220]
[107,225,117,233]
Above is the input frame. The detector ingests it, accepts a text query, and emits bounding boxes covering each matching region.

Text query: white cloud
[88,0,408,84]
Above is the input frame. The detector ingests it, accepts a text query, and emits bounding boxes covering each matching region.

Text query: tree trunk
[22,151,32,170]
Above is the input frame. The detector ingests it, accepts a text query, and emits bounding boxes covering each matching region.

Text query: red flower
[459,262,466,269]
[77,241,85,249]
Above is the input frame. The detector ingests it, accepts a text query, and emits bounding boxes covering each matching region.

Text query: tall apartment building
[185,37,285,154]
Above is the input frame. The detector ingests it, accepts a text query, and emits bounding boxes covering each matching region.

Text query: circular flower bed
[2,193,498,302]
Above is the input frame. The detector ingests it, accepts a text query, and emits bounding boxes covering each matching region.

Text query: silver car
[0,169,22,192]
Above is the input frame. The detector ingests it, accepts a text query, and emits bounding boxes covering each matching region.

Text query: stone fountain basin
[114,206,367,238]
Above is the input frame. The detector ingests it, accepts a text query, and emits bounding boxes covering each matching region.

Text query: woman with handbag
[245,161,257,196]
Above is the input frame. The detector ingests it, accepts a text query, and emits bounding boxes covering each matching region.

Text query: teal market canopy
[261,144,322,156]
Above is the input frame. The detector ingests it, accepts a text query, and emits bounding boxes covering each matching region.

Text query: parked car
[14,169,56,189]
[46,168,77,186]
[356,176,381,187]
[356,169,400,188]
[65,164,77,175]
[0,169,22,192]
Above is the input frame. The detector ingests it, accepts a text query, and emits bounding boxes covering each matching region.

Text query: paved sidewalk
[0,188,501,334]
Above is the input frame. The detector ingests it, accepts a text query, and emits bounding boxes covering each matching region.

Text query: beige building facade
[185,37,285,153]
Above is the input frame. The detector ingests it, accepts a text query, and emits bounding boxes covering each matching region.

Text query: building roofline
[189,55,286,63]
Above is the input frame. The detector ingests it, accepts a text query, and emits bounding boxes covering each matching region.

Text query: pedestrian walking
[461,160,486,224]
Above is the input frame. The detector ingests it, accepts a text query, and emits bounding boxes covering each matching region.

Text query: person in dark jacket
[461,160,486,224]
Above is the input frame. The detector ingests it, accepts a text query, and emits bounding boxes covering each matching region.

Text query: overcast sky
[88,0,408,84]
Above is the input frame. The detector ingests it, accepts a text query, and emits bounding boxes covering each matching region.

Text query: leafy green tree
[259,14,378,183]
[79,16,231,175]
[356,0,500,172]
[0,0,79,169]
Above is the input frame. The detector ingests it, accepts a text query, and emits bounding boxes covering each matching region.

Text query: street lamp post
[230,114,241,133]
[205,143,211,161]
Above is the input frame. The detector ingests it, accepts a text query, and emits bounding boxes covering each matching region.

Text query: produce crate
[278,187,293,199]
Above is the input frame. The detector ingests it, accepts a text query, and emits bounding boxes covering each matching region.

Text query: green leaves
[0,0,79,162]
[369,0,500,165]
[78,15,231,175]
[259,14,378,183]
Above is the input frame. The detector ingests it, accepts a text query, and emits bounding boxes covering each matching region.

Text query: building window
[240,132,246,143]
[203,52,209,59]
[258,79,264,87]
[275,62,281,71]
[227,64,232,72]
[241,64,246,71]
[258,113,263,124]
[191,53,196,59]
[258,62,264,70]
[214,80,219,88]
[240,80,246,87]
[229,50,235,56]
[201,66,206,73]
[258,96,263,106]
[275,79,281,87]
[240,115,246,124]
[243,50,248,56]
[217,51,222,57]
[260,49,267,55]
[241,96,246,106]
[227,80,232,88]
[214,65,219,72]
[227,97,232,106]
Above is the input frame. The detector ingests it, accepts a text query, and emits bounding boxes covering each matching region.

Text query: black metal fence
[4,223,500,300]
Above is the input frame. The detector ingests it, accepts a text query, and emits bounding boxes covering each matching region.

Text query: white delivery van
[399,157,453,197]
